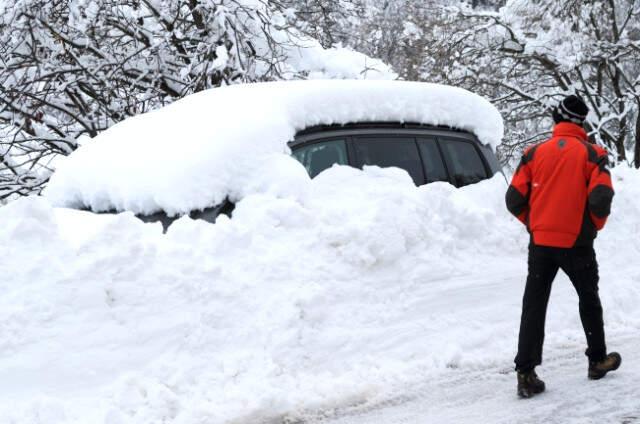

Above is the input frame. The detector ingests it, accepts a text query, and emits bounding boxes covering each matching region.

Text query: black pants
[514,244,607,372]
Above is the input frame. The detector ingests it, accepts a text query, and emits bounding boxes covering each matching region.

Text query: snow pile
[2,165,640,423]
[44,80,504,216]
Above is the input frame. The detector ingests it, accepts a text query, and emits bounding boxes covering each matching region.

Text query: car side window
[440,138,488,187]
[478,143,502,175]
[417,138,448,183]
[292,139,348,178]
[352,136,425,185]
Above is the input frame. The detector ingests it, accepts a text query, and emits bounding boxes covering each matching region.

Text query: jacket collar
[552,122,587,142]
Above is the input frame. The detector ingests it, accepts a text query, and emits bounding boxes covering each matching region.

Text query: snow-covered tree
[434,0,640,167]
[469,0,505,9]
[283,0,364,48]
[285,0,454,80]
[350,0,449,80]
[0,0,389,200]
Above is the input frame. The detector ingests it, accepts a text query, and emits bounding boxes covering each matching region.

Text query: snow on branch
[418,0,640,168]
[0,0,391,200]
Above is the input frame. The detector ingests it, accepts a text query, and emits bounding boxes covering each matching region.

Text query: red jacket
[506,122,614,248]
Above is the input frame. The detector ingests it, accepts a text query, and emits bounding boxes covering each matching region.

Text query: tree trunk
[635,103,640,169]
[616,117,628,163]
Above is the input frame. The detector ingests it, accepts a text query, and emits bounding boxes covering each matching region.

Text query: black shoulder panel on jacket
[580,141,611,175]
[581,141,598,164]
[515,144,540,175]
[580,141,602,165]
[522,144,540,165]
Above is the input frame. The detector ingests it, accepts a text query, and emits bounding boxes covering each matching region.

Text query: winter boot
[517,369,546,398]
[588,352,621,380]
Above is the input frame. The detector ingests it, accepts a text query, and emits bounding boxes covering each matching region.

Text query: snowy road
[295,265,640,424]
[306,334,640,424]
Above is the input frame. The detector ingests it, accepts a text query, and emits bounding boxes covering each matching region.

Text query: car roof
[290,122,478,148]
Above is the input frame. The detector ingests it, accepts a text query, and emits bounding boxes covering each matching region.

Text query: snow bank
[44,80,504,215]
[3,165,640,424]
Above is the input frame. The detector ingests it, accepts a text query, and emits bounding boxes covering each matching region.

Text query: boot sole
[518,390,544,399]
[518,385,545,399]
[518,389,534,399]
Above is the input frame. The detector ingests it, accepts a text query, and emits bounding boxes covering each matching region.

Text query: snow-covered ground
[1,164,639,424]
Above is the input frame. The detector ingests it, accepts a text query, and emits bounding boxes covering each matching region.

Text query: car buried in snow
[44,80,505,230]
[132,122,503,230]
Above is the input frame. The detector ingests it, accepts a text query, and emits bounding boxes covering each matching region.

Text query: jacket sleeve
[506,150,533,226]
[586,146,614,230]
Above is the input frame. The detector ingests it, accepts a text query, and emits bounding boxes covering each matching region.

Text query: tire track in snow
[282,333,640,424]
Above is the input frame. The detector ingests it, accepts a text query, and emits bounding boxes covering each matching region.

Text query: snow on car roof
[45,80,504,215]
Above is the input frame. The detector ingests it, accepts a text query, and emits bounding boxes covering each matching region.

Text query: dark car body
[135,122,502,230]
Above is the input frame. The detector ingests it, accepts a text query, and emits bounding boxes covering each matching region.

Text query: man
[506,95,620,399]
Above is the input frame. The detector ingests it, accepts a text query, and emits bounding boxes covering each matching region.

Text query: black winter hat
[553,95,589,124]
